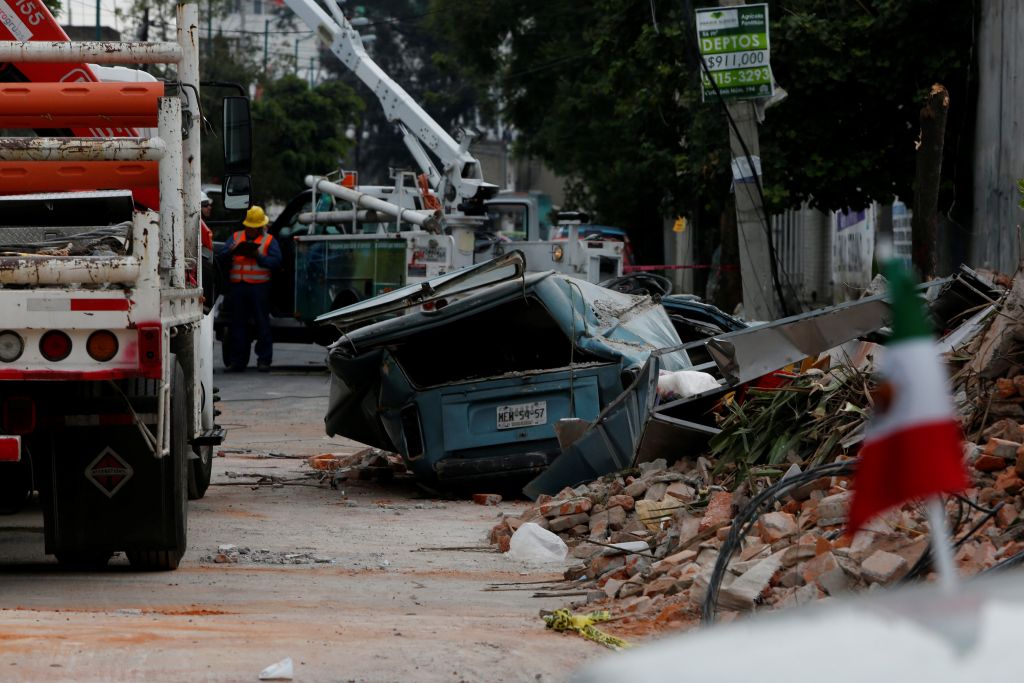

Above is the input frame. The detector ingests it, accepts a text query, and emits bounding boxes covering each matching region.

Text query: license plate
[496,401,547,430]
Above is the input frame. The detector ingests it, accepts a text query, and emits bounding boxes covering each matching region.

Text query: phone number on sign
[707,67,771,86]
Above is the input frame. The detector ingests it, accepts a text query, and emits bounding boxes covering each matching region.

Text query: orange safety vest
[229,231,273,284]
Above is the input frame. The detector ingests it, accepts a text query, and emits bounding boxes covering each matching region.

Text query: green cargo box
[293,235,407,323]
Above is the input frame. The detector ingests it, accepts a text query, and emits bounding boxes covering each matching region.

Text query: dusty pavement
[0,344,595,682]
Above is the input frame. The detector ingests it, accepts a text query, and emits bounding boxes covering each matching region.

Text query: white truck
[0,0,250,569]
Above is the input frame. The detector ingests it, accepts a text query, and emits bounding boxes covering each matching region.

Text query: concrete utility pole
[717,0,780,321]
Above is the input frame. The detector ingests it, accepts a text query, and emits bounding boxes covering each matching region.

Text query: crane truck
[0,0,250,569]
[212,0,626,350]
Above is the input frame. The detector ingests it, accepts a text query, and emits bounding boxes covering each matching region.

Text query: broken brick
[758,511,798,543]
[665,482,696,503]
[984,418,1024,444]
[540,497,592,518]
[717,551,784,611]
[472,493,503,506]
[861,550,908,584]
[816,491,852,526]
[549,513,590,532]
[644,482,669,502]
[984,437,1021,460]
[995,377,1018,399]
[995,469,1024,495]
[996,503,1018,528]
[699,491,734,534]
[606,505,628,530]
[605,494,635,511]
[974,454,1008,472]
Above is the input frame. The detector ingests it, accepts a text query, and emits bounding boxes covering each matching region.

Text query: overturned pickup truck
[319,251,699,485]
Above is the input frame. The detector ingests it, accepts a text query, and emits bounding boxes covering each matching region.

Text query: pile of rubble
[492,444,1024,632]
[306,447,408,486]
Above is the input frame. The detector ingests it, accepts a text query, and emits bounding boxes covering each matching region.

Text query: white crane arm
[282,0,496,210]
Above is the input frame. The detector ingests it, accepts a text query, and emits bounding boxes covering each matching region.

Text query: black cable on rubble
[701,460,857,624]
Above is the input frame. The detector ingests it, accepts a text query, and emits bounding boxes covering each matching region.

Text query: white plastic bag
[259,657,294,680]
[506,522,568,563]
[657,370,719,399]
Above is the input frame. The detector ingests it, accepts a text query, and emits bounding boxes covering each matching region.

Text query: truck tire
[187,445,213,500]
[127,358,188,571]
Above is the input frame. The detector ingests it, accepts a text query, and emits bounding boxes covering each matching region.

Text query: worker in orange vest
[217,205,282,372]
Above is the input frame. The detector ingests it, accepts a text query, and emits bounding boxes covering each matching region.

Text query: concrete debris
[203,547,335,565]
[305,447,407,486]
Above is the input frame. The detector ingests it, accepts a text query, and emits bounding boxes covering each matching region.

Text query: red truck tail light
[3,397,35,435]
[137,323,162,379]
[39,330,72,361]
[86,330,119,362]
[0,436,20,462]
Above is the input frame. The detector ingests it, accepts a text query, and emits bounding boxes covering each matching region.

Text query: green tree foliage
[193,24,361,203]
[430,0,976,236]
[249,74,363,201]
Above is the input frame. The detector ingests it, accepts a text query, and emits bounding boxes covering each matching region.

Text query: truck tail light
[39,330,72,361]
[0,436,20,462]
[0,330,24,362]
[86,330,119,362]
[137,323,162,379]
[3,397,35,435]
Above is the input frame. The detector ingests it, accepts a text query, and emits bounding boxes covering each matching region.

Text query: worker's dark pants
[229,281,273,368]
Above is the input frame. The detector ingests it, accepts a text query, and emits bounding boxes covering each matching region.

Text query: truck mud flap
[38,423,180,556]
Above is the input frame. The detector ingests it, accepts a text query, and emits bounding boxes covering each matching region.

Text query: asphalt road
[0,343,594,682]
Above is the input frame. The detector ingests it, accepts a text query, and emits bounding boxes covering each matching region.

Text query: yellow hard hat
[243,205,269,228]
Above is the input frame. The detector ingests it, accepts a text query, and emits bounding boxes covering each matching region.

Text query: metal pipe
[304,175,442,232]
[298,209,388,225]
[177,1,202,272]
[0,257,141,285]
[0,137,166,161]
[0,41,183,64]
[158,97,185,287]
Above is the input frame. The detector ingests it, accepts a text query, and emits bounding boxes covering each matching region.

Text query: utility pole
[718,0,780,320]
[95,0,100,40]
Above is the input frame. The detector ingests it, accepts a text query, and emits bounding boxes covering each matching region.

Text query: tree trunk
[912,84,949,278]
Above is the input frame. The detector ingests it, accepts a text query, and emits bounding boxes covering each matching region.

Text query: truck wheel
[187,445,213,500]
[127,358,188,571]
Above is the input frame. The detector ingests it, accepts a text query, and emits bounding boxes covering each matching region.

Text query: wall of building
[970,0,1024,273]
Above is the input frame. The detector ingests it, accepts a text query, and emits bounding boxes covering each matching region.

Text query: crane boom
[282,0,497,213]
